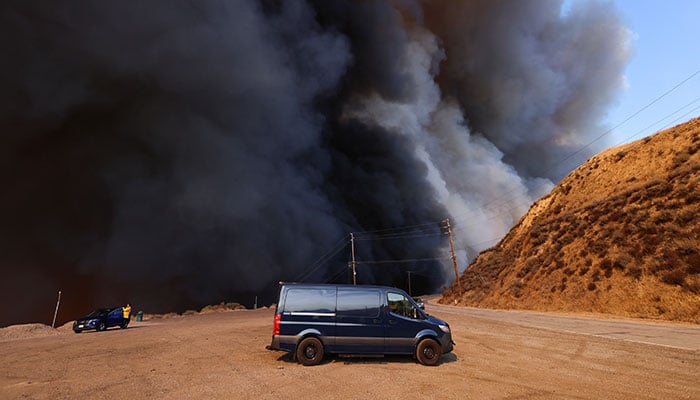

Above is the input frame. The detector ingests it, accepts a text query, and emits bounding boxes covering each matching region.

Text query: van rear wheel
[416,338,441,366]
[296,337,324,366]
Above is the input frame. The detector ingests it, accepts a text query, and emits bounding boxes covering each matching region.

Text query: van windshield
[387,292,421,319]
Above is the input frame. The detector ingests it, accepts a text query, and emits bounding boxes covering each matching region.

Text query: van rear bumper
[269,335,281,350]
[269,335,297,353]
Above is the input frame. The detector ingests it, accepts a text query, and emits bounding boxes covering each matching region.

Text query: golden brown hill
[441,117,700,323]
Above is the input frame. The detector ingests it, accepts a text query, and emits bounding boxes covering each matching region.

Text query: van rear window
[337,289,381,318]
[284,288,336,313]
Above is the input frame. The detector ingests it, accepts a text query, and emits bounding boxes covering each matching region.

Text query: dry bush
[653,211,673,224]
[559,233,574,246]
[587,282,597,291]
[684,281,700,294]
[685,186,700,204]
[687,256,700,274]
[674,209,695,225]
[625,265,643,280]
[672,152,690,169]
[613,254,631,271]
[509,280,524,297]
[661,268,686,286]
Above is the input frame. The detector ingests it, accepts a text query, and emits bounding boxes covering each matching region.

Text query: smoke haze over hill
[0,0,630,326]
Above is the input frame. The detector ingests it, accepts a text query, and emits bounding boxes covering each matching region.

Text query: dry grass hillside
[441,117,700,323]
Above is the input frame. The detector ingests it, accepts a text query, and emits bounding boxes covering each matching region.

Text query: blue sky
[604,0,700,146]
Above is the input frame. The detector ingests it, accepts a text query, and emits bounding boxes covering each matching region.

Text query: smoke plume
[0,0,630,326]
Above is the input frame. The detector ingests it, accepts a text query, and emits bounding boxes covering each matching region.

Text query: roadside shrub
[587,282,597,291]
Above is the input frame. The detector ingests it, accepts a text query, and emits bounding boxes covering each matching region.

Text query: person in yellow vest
[122,303,132,328]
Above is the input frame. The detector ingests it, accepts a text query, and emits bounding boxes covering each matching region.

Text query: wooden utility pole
[445,219,462,294]
[51,290,61,329]
[407,271,412,296]
[350,232,357,285]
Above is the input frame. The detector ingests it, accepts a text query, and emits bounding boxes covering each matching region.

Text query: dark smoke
[0,0,630,327]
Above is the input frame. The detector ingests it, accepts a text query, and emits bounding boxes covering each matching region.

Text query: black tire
[96,321,106,332]
[416,338,441,366]
[120,320,129,329]
[296,337,324,366]
[73,329,81,334]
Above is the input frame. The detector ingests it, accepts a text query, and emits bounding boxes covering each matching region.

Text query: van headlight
[439,324,450,333]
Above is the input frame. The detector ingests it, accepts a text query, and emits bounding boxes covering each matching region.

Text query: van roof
[280,282,399,291]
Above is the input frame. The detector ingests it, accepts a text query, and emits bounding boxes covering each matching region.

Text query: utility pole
[350,232,357,285]
[407,271,412,296]
[51,290,61,329]
[444,219,462,294]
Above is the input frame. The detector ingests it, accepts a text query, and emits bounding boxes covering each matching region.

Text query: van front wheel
[296,337,324,366]
[416,338,441,366]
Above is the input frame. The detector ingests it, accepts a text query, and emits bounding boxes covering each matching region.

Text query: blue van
[269,283,454,366]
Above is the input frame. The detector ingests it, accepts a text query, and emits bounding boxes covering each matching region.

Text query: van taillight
[273,314,281,336]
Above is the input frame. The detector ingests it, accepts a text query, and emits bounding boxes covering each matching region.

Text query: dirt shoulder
[1,307,698,399]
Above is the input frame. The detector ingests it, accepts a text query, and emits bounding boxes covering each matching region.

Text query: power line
[613,96,700,145]
[294,235,349,282]
[354,231,444,241]
[324,264,350,283]
[352,220,445,235]
[355,256,451,265]
[538,68,700,179]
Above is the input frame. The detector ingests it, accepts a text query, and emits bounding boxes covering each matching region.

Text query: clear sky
[605,0,700,146]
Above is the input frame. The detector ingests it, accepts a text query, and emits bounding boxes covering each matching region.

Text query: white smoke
[340,26,553,277]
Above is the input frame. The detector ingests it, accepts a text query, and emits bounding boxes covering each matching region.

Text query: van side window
[337,289,381,318]
[284,288,336,313]
[387,292,419,319]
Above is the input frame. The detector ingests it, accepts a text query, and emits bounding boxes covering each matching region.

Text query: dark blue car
[269,283,454,366]
[73,307,128,333]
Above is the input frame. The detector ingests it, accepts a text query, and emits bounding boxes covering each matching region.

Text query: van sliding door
[335,288,384,354]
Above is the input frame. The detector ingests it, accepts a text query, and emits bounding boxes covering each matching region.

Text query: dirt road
[1,305,698,399]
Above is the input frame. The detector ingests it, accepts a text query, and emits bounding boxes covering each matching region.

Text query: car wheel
[120,321,129,329]
[73,329,81,334]
[96,321,106,332]
[296,337,324,366]
[416,338,441,366]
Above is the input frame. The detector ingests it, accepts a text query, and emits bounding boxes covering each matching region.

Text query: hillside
[441,117,700,323]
